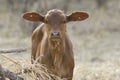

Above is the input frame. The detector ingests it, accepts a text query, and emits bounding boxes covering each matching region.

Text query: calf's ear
[67,12,89,22]
[22,12,44,22]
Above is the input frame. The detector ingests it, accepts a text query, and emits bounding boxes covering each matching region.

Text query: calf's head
[23,9,89,68]
[23,9,89,41]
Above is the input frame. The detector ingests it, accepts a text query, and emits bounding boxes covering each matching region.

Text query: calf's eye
[62,20,66,23]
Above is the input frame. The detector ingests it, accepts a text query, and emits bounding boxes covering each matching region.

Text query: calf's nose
[50,32,61,38]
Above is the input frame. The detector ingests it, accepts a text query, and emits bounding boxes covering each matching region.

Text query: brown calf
[23,9,89,80]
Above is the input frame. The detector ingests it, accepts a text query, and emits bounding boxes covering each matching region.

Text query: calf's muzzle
[50,31,61,39]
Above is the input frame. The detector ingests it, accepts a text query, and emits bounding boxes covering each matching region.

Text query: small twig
[0,48,27,53]
[0,65,24,80]
[33,56,42,64]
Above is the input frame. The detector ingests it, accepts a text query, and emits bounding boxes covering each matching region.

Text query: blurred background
[0,0,120,80]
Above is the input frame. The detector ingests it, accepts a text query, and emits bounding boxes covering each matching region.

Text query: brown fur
[32,24,74,80]
[23,9,89,80]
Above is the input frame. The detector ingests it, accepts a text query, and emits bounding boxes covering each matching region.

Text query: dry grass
[74,62,120,80]
[0,54,67,80]
[20,64,68,80]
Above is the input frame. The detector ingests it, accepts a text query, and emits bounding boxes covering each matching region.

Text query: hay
[21,64,67,80]
[0,54,67,80]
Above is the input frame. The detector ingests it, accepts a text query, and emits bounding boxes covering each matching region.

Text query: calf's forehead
[45,10,66,21]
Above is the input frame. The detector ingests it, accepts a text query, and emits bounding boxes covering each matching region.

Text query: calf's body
[23,9,89,80]
[32,24,74,79]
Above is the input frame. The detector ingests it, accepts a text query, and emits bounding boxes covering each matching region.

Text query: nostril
[51,32,54,36]
[56,32,60,36]
[51,32,60,38]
